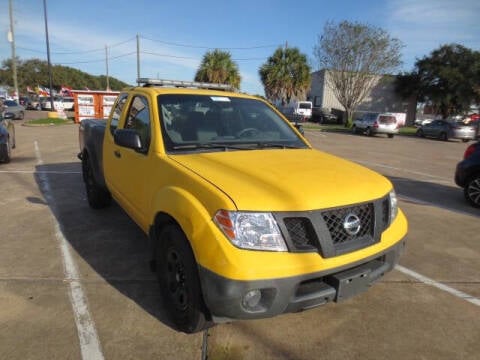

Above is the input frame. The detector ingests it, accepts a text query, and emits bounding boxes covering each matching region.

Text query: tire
[462,139,469,143]
[156,224,211,333]
[388,134,394,138]
[18,111,24,120]
[464,175,480,208]
[417,129,425,138]
[440,132,448,141]
[352,125,357,134]
[82,153,111,209]
[0,141,11,163]
[365,127,372,136]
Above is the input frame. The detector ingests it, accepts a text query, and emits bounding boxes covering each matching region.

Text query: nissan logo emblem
[343,213,361,236]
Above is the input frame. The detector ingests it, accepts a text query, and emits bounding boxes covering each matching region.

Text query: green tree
[194,49,241,89]
[395,44,480,118]
[0,57,129,94]
[259,47,311,106]
[313,21,402,126]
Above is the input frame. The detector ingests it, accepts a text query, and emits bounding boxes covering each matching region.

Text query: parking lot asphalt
[1,114,479,359]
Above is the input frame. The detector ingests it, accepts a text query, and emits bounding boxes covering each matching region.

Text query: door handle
[114,150,121,158]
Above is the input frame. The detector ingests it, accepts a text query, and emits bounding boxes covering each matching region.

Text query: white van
[293,101,313,120]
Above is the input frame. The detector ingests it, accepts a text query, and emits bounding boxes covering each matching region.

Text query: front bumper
[199,238,406,322]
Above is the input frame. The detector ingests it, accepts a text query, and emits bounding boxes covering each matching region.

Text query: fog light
[242,289,262,310]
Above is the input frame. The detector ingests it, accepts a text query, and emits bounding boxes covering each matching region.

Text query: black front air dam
[198,239,406,321]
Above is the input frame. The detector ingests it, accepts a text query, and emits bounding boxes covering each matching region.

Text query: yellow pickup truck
[78,79,408,333]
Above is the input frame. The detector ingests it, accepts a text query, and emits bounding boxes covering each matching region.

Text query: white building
[308,69,416,124]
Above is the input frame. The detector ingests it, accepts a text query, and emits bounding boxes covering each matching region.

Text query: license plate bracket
[325,263,373,302]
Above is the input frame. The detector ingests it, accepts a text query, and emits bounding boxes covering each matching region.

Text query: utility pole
[136,34,140,85]
[8,0,19,102]
[43,0,54,111]
[105,45,110,91]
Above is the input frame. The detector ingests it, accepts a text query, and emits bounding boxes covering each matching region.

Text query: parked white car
[61,97,75,111]
[352,112,399,138]
[41,96,74,111]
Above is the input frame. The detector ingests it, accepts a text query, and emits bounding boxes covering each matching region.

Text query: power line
[140,35,279,50]
[54,51,136,65]
[17,37,136,55]
[142,51,267,62]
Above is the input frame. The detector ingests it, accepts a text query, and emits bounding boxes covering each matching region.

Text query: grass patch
[25,118,74,126]
[304,122,419,136]
[399,126,418,136]
[303,123,350,132]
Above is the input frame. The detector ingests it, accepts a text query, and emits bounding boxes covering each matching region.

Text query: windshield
[158,94,308,153]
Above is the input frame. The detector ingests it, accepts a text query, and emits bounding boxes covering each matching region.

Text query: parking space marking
[398,194,479,218]
[0,170,81,174]
[395,265,480,307]
[305,130,327,137]
[356,160,452,184]
[34,141,104,360]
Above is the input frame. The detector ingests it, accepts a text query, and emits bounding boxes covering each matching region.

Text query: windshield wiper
[171,143,250,151]
[254,143,305,149]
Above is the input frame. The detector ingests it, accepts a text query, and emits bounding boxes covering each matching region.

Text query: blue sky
[1,0,479,95]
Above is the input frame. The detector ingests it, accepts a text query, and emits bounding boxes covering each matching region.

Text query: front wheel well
[149,212,181,265]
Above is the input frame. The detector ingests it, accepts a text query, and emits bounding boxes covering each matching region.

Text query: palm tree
[194,50,241,90]
[259,47,311,105]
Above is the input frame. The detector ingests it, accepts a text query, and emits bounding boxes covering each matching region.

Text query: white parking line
[356,160,452,184]
[305,130,327,137]
[395,265,480,307]
[34,141,104,360]
[398,194,480,218]
[0,170,80,174]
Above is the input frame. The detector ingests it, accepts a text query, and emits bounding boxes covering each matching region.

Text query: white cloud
[0,10,203,85]
[386,0,480,69]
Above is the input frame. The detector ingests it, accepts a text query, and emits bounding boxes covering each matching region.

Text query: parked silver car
[352,112,399,138]
[2,100,25,120]
[416,119,477,142]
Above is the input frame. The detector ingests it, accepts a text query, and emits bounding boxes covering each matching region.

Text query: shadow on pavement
[389,175,480,217]
[34,161,175,330]
[32,162,478,339]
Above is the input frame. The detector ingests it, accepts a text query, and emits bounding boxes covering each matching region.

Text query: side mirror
[114,129,142,151]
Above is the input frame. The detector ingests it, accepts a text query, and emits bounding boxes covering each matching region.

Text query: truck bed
[78,119,107,188]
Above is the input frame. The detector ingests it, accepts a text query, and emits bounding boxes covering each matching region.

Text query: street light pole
[8,0,19,102]
[43,0,55,111]
[105,45,110,91]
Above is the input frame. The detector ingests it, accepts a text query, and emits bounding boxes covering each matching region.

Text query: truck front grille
[275,195,390,258]
[283,217,319,251]
[322,203,373,245]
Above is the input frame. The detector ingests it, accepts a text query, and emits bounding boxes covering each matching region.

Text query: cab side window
[124,95,151,152]
[110,93,128,135]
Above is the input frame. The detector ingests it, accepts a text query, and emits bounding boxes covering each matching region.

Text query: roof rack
[136,78,235,92]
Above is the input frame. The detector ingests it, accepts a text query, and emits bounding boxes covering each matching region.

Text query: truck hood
[170,149,392,211]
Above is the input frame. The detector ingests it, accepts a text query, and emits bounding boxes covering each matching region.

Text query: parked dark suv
[455,141,480,207]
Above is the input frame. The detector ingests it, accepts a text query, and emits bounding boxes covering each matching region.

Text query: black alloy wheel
[464,175,480,208]
[156,224,211,333]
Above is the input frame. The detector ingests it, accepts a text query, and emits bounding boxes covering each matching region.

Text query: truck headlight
[389,190,398,224]
[214,210,287,251]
